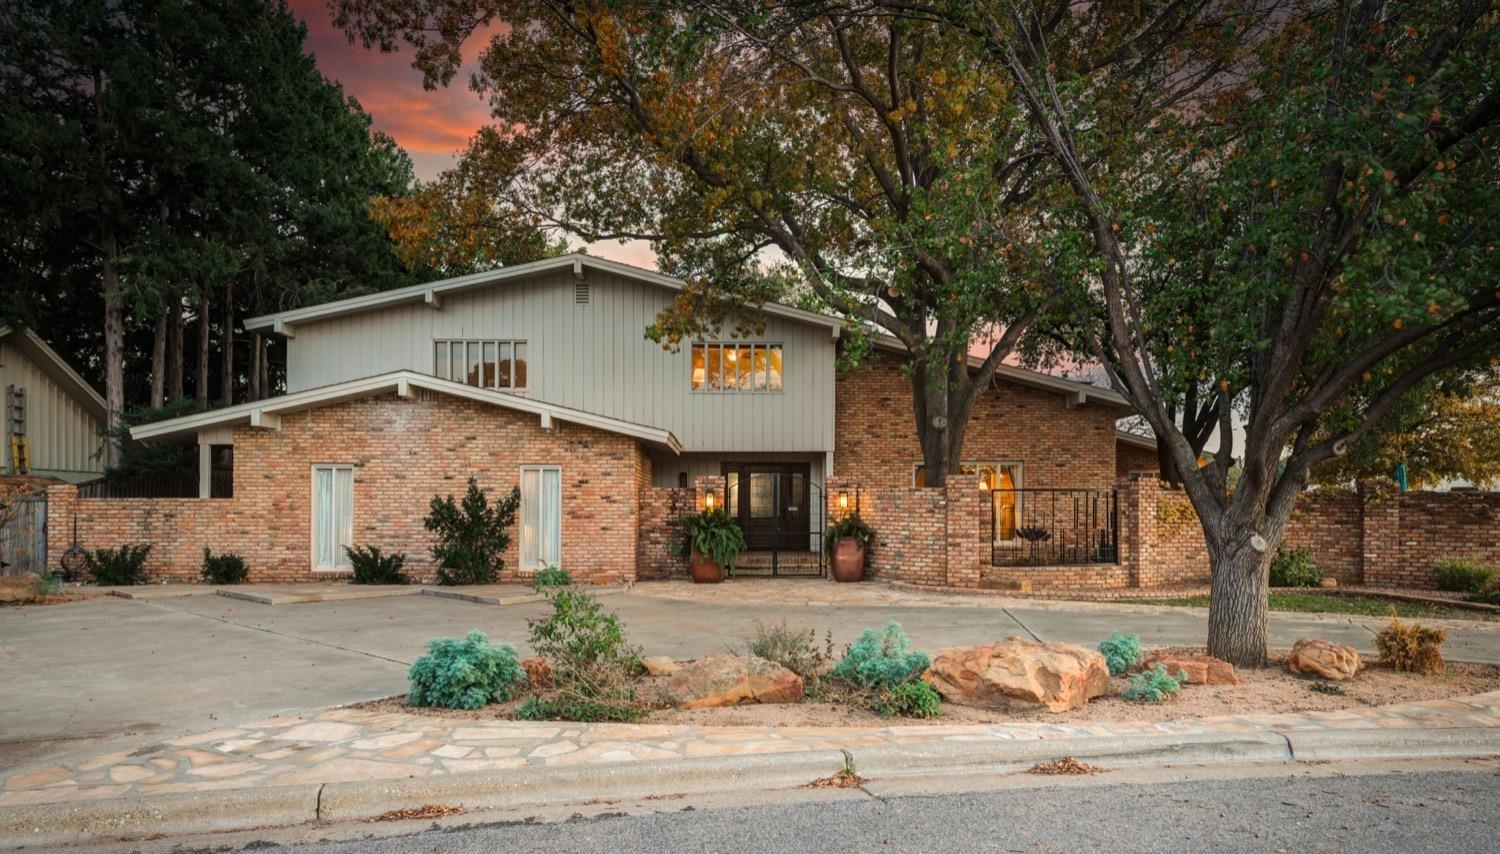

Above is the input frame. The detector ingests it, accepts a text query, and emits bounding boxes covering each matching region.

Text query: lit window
[691,343,783,392]
[433,340,528,390]
[912,462,1022,540]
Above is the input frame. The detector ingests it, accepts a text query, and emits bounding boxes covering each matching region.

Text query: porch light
[704,490,716,511]
[837,491,849,512]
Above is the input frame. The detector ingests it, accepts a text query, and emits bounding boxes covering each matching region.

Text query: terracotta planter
[830,538,866,583]
[689,549,724,584]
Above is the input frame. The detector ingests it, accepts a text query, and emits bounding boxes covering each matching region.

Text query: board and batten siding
[0,339,104,480]
[285,269,837,453]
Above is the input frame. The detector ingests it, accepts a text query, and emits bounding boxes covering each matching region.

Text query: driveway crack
[1001,607,1042,642]
[146,601,412,666]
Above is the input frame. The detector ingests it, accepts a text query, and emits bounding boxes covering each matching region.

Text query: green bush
[882,680,942,718]
[1097,631,1143,676]
[85,544,152,585]
[744,621,831,683]
[671,507,747,573]
[531,565,572,592]
[346,545,409,585]
[830,622,930,691]
[1433,558,1495,594]
[1269,546,1323,587]
[32,571,62,598]
[200,548,249,584]
[424,478,521,586]
[824,512,874,554]
[407,630,525,710]
[1467,590,1500,606]
[522,588,644,721]
[1121,664,1186,703]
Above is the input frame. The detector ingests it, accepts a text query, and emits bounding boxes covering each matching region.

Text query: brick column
[1116,473,1158,588]
[44,483,78,575]
[943,483,989,589]
[1359,479,1400,586]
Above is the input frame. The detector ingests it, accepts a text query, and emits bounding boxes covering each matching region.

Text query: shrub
[1097,631,1143,676]
[32,571,62,598]
[882,680,942,718]
[522,588,644,721]
[1375,616,1447,675]
[830,622,930,691]
[200,548,249,584]
[670,508,747,573]
[85,544,152,585]
[346,545,409,585]
[1121,664,1186,703]
[744,621,831,683]
[824,512,874,554]
[1269,546,1323,587]
[424,478,520,585]
[1432,558,1495,594]
[407,630,525,709]
[531,565,572,592]
[1467,590,1500,606]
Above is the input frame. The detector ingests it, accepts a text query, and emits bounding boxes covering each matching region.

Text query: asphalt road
[189,768,1499,854]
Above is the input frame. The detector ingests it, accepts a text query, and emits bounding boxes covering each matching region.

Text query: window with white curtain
[519,466,562,573]
[311,465,354,570]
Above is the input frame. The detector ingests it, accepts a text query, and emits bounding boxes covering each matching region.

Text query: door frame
[720,461,813,553]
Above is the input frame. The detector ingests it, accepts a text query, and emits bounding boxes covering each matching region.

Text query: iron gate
[722,470,826,577]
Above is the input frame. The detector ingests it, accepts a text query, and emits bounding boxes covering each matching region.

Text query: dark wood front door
[723,463,812,552]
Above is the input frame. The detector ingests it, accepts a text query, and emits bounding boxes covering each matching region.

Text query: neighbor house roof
[0,322,108,424]
[868,333,1131,410]
[129,370,683,453]
[1116,430,1158,451]
[243,253,844,338]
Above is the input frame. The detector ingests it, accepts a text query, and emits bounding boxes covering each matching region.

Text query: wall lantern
[978,474,991,490]
[704,490,716,511]
[837,491,850,512]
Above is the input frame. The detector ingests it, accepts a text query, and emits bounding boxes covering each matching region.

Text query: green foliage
[200,548,248,584]
[1376,617,1447,675]
[1270,547,1323,588]
[824,513,874,554]
[1097,632,1143,676]
[830,623,930,691]
[1308,681,1344,695]
[882,680,942,718]
[31,571,62,598]
[424,478,520,585]
[531,565,572,592]
[346,545,409,585]
[85,544,152,586]
[671,508,747,573]
[1121,664,1186,703]
[523,589,643,721]
[1467,590,1500,606]
[744,622,832,683]
[1433,559,1495,594]
[407,630,525,710]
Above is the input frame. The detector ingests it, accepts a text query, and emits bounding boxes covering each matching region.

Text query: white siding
[0,340,104,479]
[285,270,837,453]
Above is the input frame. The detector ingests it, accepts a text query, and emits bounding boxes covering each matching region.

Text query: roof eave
[0,325,108,423]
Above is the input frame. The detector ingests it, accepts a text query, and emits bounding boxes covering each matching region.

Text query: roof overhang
[1116,430,1158,451]
[869,334,1131,410]
[243,253,845,340]
[129,370,683,454]
[0,324,108,424]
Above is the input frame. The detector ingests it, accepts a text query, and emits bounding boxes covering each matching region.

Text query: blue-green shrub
[1097,631,1143,676]
[407,630,525,710]
[830,622,930,690]
[1121,664,1187,703]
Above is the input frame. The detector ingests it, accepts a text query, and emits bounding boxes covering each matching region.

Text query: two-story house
[124,253,1134,583]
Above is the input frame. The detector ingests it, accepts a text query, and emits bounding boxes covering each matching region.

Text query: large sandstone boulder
[1142,651,1240,685]
[923,637,1110,712]
[666,655,804,709]
[1287,638,1361,681]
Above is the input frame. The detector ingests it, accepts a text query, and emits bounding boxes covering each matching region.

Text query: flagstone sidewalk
[5,691,1499,809]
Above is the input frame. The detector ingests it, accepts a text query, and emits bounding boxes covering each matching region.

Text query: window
[691,343,782,392]
[433,340,528,390]
[519,465,562,573]
[311,465,354,570]
[912,461,1022,540]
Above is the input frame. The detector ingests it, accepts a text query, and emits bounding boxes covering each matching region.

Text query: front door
[723,463,812,552]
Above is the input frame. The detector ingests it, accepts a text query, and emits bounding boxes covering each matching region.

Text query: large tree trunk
[909,350,988,488]
[168,294,184,402]
[1205,532,1273,666]
[150,311,167,409]
[220,278,233,405]
[195,296,210,409]
[100,232,125,469]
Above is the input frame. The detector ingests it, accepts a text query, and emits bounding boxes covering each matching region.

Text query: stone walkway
[5,692,1498,809]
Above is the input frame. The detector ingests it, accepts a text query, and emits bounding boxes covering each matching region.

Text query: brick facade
[1115,441,1159,477]
[48,391,644,584]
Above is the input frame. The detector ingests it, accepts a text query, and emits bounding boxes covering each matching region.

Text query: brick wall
[1116,441,1159,477]
[1364,487,1500,588]
[48,392,644,584]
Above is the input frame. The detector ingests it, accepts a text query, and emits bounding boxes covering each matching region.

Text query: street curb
[848,731,1292,778]
[1284,725,1500,762]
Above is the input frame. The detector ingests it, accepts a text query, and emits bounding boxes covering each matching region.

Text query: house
[59,254,1137,583]
[0,322,106,483]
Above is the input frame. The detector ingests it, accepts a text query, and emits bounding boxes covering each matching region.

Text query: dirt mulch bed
[351,649,1500,728]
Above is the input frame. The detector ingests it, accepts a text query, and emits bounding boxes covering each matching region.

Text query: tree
[932,0,1500,663]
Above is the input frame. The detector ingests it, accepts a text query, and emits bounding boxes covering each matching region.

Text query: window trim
[309,463,355,572]
[518,464,563,575]
[432,338,529,392]
[689,342,785,393]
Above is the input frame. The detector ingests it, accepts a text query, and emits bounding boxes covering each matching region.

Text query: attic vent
[574,281,591,305]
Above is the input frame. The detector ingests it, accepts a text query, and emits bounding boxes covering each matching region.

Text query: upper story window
[691,343,782,392]
[434,339,528,390]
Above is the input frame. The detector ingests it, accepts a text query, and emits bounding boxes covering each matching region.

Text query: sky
[287,0,657,267]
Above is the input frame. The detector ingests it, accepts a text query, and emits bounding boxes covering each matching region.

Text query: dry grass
[368,804,465,822]
[804,769,867,789]
[1028,757,1102,775]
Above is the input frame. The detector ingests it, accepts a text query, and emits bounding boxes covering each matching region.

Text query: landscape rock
[641,656,680,677]
[922,637,1110,712]
[521,657,553,689]
[1287,638,1361,681]
[1141,651,1240,685]
[666,655,804,709]
[1318,578,1339,589]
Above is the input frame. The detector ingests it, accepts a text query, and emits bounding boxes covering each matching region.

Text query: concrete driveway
[3,580,1498,771]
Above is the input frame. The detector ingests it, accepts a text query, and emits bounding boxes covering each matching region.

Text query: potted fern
[824,513,873,582]
[673,508,746,583]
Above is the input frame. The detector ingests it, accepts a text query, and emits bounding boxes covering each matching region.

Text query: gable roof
[868,333,1131,410]
[129,370,683,453]
[242,253,844,338]
[0,322,108,423]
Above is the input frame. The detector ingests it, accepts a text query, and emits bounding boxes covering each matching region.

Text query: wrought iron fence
[991,487,1119,567]
[723,471,826,578]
